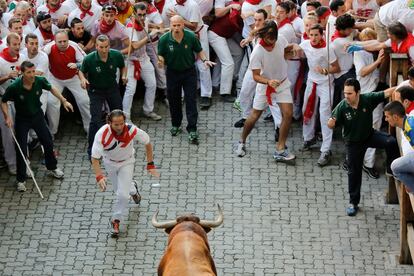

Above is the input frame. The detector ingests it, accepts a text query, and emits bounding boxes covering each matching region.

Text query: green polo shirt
[332,91,385,142]
[2,76,51,118]
[158,29,203,71]
[80,49,125,90]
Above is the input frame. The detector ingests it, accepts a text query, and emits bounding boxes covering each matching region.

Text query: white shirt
[127,24,149,62]
[0,53,26,95]
[291,16,304,44]
[331,35,354,79]
[193,0,214,17]
[21,50,49,77]
[378,0,413,30]
[326,14,336,42]
[68,4,102,33]
[300,1,307,18]
[278,23,296,44]
[92,123,150,162]
[249,36,288,92]
[300,40,336,84]
[1,13,36,35]
[162,0,203,29]
[354,50,379,93]
[37,2,72,26]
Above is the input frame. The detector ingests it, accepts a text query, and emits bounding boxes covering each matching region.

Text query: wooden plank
[389,176,400,204]
[399,183,412,264]
[407,224,414,265]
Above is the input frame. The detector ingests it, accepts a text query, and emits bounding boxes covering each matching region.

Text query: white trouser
[49,75,91,133]
[146,40,166,89]
[196,25,212,98]
[104,159,138,221]
[302,80,333,153]
[238,69,256,119]
[122,58,157,119]
[0,103,16,167]
[287,60,301,119]
[364,102,384,167]
[208,31,234,95]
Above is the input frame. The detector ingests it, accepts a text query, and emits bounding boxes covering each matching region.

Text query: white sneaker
[16,181,26,192]
[143,111,162,121]
[8,165,16,175]
[235,142,246,157]
[273,148,296,162]
[48,168,64,179]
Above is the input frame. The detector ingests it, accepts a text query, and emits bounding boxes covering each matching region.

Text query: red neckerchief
[259,38,275,51]
[130,19,144,31]
[39,26,54,41]
[147,3,158,14]
[331,30,347,42]
[302,32,309,40]
[290,14,298,21]
[278,18,291,29]
[0,48,19,63]
[407,102,414,114]
[319,9,331,21]
[176,0,186,5]
[391,33,414,54]
[117,2,131,15]
[47,2,61,13]
[79,4,94,19]
[245,0,261,4]
[303,82,317,124]
[110,125,137,147]
[154,0,165,13]
[99,19,116,33]
[310,39,326,48]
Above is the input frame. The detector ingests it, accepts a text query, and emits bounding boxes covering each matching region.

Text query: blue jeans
[391,152,414,192]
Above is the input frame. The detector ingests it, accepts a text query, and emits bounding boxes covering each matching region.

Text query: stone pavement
[1,97,414,276]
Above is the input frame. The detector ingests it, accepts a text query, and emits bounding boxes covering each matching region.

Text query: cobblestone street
[1,97,414,275]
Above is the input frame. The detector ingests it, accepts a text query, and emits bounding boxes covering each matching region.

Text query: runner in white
[294,24,340,166]
[122,2,162,121]
[235,20,296,163]
[68,0,102,33]
[91,109,159,237]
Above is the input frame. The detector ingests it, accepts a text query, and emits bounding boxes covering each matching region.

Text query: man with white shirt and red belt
[161,0,213,109]
[294,24,340,166]
[235,20,296,163]
[91,109,159,238]
[122,2,162,121]
[0,33,25,175]
[68,0,102,33]
[43,30,91,135]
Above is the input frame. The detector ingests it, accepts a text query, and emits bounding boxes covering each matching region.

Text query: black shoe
[221,94,236,102]
[200,97,211,110]
[263,113,274,122]
[342,160,349,171]
[234,118,246,128]
[274,128,280,142]
[346,204,359,216]
[302,138,317,151]
[362,165,379,179]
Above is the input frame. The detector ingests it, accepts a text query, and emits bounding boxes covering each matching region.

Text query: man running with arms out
[235,20,296,163]
[91,109,159,238]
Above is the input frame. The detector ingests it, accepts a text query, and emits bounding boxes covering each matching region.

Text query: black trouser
[87,85,122,156]
[333,67,356,108]
[166,66,198,132]
[15,111,57,182]
[346,130,400,205]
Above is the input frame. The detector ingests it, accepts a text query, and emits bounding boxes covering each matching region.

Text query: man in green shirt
[158,15,214,144]
[79,34,126,157]
[1,61,74,192]
[328,78,399,216]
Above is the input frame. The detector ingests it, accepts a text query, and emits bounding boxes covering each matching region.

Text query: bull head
[152,204,224,229]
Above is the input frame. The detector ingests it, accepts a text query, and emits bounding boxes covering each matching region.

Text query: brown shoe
[110,219,120,237]
[131,180,141,204]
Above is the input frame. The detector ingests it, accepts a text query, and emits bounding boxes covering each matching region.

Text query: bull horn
[199,204,224,228]
[151,210,178,229]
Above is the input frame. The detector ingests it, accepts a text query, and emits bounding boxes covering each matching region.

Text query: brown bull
[152,204,224,276]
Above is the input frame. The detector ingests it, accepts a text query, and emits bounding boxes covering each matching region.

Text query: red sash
[303,82,317,124]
